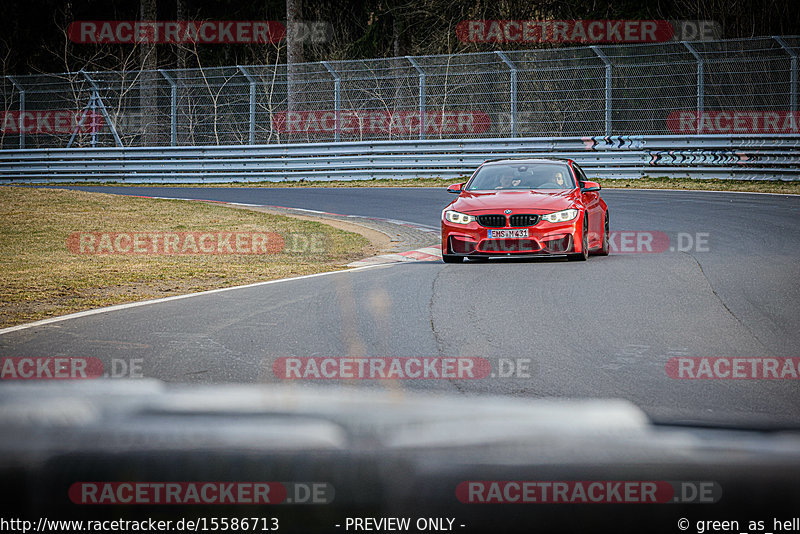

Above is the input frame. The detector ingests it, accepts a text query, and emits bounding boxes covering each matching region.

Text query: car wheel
[567,216,589,262]
[591,213,610,256]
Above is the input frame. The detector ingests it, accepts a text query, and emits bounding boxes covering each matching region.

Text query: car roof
[481,158,573,166]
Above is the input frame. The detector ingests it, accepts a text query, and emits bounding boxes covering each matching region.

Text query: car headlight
[445,210,476,224]
[542,209,579,223]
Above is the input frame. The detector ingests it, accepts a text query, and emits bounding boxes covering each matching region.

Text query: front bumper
[441,217,582,257]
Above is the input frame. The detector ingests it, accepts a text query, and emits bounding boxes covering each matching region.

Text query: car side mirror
[581,180,601,192]
[447,183,465,194]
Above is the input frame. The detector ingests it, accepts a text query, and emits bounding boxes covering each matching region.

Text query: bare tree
[139,0,158,146]
[286,0,303,116]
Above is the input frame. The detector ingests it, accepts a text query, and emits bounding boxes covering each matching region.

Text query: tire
[567,216,589,262]
[591,213,610,256]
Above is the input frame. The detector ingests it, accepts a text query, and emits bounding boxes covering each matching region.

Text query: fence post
[159,70,177,146]
[238,66,256,145]
[683,42,704,134]
[8,77,24,149]
[68,70,123,148]
[773,36,797,112]
[406,56,425,140]
[590,46,612,136]
[495,51,517,137]
[321,61,341,142]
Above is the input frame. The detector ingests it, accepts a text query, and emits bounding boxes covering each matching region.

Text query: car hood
[449,189,580,214]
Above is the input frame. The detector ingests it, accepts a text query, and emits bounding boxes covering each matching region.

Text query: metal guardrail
[1,134,798,183]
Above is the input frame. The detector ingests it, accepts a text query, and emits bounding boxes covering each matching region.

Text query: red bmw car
[441,158,609,263]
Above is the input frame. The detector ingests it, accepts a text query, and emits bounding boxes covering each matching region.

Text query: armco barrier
[0,134,798,183]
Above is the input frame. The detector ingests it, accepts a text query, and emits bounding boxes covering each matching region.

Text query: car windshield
[466,163,575,191]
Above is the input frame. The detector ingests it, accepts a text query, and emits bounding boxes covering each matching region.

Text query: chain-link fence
[1,36,798,149]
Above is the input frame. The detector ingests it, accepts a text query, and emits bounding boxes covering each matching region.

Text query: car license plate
[488,229,529,238]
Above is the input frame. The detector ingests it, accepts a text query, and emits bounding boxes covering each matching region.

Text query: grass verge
[0,186,369,328]
[51,176,800,194]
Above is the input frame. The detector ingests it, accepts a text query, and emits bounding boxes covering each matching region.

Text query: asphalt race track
[2,186,800,427]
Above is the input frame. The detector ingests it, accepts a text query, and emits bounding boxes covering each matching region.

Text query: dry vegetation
[0,186,369,328]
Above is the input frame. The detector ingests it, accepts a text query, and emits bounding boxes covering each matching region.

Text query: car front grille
[509,214,539,227]
[479,239,540,252]
[476,214,507,228]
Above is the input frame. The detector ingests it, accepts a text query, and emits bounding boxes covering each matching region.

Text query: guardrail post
[683,42,705,134]
[406,56,426,140]
[321,61,341,142]
[773,36,797,112]
[159,69,177,146]
[495,51,517,137]
[238,66,257,145]
[8,77,24,149]
[68,70,123,148]
[591,46,612,136]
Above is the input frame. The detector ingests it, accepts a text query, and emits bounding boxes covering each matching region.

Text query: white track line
[0,264,388,335]
[0,196,441,335]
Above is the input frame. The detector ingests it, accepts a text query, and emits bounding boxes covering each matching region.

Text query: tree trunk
[286,0,303,116]
[139,0,158,145]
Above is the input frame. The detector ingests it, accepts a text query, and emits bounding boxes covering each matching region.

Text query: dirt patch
[229,205,394,256]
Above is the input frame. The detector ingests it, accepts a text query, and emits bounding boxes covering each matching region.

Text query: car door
[573,164,602,247]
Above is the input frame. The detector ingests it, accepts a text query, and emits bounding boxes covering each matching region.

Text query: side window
[572,164,587,187]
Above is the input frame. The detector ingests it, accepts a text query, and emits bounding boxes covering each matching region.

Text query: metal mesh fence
[1,36,798,149]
